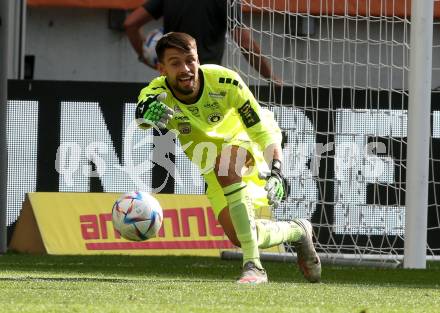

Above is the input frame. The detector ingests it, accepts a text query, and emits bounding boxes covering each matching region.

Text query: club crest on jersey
[204,102,220,110]
[208,91,226,99]
[178,122,191,134]
[207,112,223,124]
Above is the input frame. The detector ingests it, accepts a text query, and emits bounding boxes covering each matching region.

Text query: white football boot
[292,219,321,283]
[237,261,268,284]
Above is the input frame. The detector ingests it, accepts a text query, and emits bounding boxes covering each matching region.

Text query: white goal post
[226,0,439,268]
[404,0,433,269]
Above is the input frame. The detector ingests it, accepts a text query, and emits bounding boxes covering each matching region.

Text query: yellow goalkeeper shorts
[203,138,271,218]
[202,108,282,217]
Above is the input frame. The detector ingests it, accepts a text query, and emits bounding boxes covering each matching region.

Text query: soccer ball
[112,191,163,241]
[142,28,163,68]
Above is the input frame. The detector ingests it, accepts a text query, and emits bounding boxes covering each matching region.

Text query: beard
[172,75,197,95]
[174,83,194,95]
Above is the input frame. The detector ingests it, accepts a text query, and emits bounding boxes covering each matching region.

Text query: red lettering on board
[207,207,224,236]
[181,207,207,237]
[80,215,99,240]
[80,206,234,251]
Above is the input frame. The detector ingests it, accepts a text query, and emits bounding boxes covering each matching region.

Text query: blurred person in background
[124,0,280,84]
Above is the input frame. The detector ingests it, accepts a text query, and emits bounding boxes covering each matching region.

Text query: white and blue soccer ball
[142,28,164,68]
[112,191,163,241]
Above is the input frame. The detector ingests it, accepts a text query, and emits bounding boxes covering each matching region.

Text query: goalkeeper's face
[159,47,200,99]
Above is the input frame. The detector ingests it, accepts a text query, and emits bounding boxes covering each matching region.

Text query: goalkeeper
[136,32,321,284]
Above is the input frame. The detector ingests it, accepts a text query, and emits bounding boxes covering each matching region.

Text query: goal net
[226,0,440,264]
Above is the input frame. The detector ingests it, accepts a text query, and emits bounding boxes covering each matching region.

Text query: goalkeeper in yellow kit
[135,32,321,284]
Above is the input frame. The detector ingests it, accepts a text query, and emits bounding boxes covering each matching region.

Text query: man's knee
[214,145,252,187]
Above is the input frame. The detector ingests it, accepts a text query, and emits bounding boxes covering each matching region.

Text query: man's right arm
[137,80,173,129]
[136,93,174,129]
[123,4,155,65]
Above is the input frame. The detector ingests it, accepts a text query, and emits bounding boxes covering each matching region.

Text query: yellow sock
[256,219,304,249]
[223,182,262,269]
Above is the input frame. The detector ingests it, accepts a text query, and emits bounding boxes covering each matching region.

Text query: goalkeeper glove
[264,159,289,209]
[135,93,174,129]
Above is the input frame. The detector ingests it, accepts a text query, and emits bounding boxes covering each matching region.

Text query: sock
[223,182,262,269]
[255,219,305,249]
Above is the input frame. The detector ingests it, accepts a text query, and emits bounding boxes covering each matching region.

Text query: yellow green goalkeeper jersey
[138,64,281,173]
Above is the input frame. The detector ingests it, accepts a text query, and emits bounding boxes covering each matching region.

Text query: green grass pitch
[0,253,439,313]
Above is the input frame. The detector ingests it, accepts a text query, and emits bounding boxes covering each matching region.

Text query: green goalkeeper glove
[264,159,289,209]
[135,93,174,129]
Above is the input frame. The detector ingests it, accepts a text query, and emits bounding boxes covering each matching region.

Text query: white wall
[24,7,274,84]
[26,7,161,82]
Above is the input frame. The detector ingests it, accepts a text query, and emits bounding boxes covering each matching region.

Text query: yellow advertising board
[11,193,236,256]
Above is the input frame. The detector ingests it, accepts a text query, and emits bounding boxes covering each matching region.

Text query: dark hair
[155,32,197,62]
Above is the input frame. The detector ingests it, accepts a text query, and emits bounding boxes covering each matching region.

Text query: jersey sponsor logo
[178,122,192,134]
[203,102,220,110]
[173,105,183,113]
[208,91,226,98]
[218,77,243,89]
[175,115,189,122]
[188,106,200,117]
[238,100,260,127]
[207,112,223,124]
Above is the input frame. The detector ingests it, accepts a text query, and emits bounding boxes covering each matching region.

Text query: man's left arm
[234,75,280,153]
[233,77,289,207]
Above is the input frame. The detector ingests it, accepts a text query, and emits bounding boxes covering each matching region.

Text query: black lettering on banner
[238,100,260,128]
